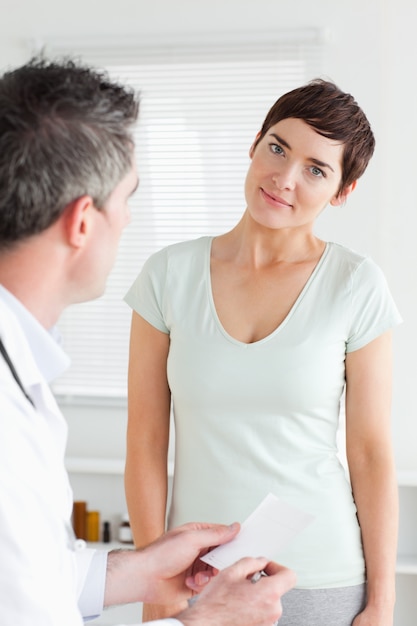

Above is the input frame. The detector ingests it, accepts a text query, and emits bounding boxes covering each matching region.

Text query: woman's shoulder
[326,241,381,276]
[146,236,212,266]
[325,242,395,303]
[327,241,369,265]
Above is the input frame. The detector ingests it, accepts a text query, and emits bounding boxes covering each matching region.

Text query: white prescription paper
[200,493,315,570]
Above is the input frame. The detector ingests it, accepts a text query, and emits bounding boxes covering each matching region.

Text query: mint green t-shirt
[125,237,402,588]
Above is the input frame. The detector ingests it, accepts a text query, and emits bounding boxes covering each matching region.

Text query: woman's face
[244,117,353,232]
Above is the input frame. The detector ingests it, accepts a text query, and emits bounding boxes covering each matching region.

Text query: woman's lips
[260,188,292,208]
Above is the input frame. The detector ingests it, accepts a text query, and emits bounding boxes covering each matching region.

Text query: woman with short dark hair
[125,79,400,625]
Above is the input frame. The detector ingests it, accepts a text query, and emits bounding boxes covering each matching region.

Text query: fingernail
[199,573,210,583]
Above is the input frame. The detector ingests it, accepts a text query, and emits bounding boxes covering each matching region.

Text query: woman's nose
[272,164,296,191]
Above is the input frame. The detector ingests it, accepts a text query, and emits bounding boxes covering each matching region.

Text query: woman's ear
[330,180,357,207]
[249,132,262,159]
[63,195,95,248]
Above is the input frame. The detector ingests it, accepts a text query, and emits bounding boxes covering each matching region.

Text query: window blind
[47,33,323,399]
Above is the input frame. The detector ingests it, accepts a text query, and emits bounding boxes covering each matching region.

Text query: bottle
[118,513,133,544]
[102,521,111,543]
[86,511,100,542]
[72,501,87,540]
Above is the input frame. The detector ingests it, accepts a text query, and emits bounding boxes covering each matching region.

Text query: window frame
[42,31,324,402]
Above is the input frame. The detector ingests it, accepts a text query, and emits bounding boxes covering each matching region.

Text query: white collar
[0,285,70,384]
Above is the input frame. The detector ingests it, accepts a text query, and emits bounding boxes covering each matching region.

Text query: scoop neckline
[205,236,331,347]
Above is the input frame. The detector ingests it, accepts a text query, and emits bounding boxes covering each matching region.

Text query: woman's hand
[352,606,394,626]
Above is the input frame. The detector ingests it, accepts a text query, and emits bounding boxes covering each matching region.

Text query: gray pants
[278,584,367,626]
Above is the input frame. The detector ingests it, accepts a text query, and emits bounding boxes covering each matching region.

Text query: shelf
[89,539,417,577]
[66,457,125,474]
[65,459,414,484]
[397,470,417,487]
[66,460,417,577]
[87,541,128,549]
[397,555,417,575]
[65,456,174,477]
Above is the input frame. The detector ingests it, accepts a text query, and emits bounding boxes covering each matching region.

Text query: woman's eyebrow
[310,157,335,173]
[269,132,291,150]
[268,132,335,173]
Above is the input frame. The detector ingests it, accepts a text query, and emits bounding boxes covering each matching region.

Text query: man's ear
[330,180,357,207]
[63,196,95,248]
[249,132,262,159]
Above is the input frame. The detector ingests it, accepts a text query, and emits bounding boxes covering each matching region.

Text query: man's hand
[178,556,296,626]
[104,521,240,607]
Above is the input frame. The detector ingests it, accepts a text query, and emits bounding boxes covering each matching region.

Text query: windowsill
[65,456,174,477]
[56,394,127,408]
[396,555,417,575]
[397,470,417,486]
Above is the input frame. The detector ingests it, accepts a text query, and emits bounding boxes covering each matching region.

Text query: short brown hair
[0,57,139,249]
[253,79,375,194]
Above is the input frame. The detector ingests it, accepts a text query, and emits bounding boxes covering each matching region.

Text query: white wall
[1,0,416,469]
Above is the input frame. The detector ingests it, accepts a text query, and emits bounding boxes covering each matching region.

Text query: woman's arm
[125,312,171,547]
[345,330,398,626]
[125,312,183,620]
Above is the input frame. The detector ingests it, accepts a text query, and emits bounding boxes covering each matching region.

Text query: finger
[220,556,270,580]
[263,561,297,581]
[185,570,215,592]
[175,521,239,533]
[183,521,241,550]
[262,562,297,593]
[214,522,240,545]
[224,556,294,591]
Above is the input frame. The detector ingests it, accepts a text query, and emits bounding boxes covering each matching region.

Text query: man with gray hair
[0,58,295,626]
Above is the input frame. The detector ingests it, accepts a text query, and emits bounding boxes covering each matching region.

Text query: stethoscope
[0,336,86,553]
[0,336,35,408]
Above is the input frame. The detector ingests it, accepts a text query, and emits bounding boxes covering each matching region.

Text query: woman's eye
[310,166,325,178]
[270,143,284,155]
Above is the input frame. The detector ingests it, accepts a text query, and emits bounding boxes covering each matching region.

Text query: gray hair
[0,57,139,248]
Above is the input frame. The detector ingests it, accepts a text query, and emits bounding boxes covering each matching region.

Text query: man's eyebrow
[268,132,335,173]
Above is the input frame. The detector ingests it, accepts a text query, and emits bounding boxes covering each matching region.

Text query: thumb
[173,521,240,552]
[212,521,240,546]
[186,569,215,592]
[182,521,240,550]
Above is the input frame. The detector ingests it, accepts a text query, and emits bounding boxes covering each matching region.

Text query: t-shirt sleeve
[346,258,402,353]
[124,250,169,334]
